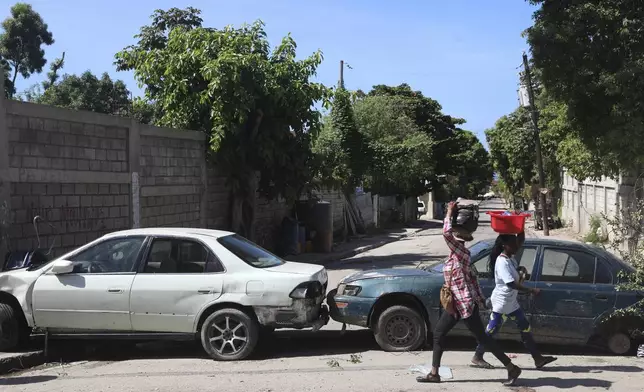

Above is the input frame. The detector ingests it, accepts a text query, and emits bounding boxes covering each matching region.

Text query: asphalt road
[2,199,643,391]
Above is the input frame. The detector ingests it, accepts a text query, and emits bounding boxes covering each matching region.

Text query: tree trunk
[229,173,259,242]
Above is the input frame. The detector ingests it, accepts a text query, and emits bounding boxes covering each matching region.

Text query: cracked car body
[328,238,644,353]
[0,228,329,351]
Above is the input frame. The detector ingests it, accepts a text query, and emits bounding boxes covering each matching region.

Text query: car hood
[265,262,328,285]
[340,268,433,284]
[428,263,446,274]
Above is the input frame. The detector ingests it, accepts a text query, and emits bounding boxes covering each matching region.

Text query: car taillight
[289,281,323,299]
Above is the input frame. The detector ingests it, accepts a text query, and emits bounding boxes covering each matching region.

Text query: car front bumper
[254,296,329,331]
[327,289,376,328]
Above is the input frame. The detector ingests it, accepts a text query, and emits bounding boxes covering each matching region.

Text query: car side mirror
[50,260,75,275]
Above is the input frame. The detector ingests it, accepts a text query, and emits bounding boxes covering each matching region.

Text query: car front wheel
[0,303,20,351]
[373,305,426,352]
[200,308,259,361]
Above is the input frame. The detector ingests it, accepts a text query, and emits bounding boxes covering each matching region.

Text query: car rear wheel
[0,303,20,351]
[607,332,632,355]
[374,305,426,352]
[200,308,259,361]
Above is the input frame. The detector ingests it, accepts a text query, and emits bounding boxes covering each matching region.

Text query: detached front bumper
[254,296,330,331]
[327,289,376,328]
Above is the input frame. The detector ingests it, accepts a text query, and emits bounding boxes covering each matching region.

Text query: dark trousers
[474,308,540,358]
[432,305,512,368]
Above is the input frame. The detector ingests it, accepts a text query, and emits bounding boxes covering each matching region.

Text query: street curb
[0,351,45,375]
[311,227,426,266]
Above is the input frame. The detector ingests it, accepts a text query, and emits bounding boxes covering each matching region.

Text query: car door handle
[595,294,609,301]
[107,288,124,293]
[197,288,213,294]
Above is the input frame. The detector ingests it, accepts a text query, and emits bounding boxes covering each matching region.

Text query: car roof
[474,237,633,271]
[475,237,608,251]
[101,227,235,240]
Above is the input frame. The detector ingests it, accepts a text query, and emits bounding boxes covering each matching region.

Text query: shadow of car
[328,238,644,355]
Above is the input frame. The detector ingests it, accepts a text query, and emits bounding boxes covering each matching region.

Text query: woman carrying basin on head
[470,232,557,370]
[417,201,522,385]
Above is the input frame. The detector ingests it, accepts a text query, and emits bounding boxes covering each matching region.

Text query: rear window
[217,234,285,268]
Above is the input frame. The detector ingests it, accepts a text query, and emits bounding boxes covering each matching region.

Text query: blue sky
[9,0,536,147]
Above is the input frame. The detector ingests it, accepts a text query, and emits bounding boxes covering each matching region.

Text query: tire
[373,305,426,352]
[0,303,20,351]
[200,308,259,361]
[607,332,632,355]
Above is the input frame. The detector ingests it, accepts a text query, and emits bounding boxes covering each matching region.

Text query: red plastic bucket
[486,211,531,234]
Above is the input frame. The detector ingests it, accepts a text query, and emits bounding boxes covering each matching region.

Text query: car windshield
[468,241,493,259]
[218,234,285,268]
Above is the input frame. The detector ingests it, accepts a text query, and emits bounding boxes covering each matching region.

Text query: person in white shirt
[471,232,557,370]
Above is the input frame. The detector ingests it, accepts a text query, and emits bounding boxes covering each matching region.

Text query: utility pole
[521,52,550,236]
[339,60,344,88]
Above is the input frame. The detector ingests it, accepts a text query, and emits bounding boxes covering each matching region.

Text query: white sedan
[0,228,329,361]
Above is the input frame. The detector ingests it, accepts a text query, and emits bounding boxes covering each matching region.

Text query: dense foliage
[1,3,494,239]
[0,2,53,98]
[526,0,644,179]
[116,10,330,238]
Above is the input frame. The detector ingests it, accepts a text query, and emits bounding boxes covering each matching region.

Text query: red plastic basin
[486,211,531,234]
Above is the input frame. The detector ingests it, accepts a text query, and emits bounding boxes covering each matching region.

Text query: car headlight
[290,281,323,299]
[337,283,361,296]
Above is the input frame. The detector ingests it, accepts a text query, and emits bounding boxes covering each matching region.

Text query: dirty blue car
[327,238,644,355]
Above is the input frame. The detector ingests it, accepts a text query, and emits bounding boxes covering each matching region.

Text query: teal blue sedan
[327,238,644,355]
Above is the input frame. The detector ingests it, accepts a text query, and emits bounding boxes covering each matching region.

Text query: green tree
[352,93,436,196]
[331,87,369,192]
[485,108,536,199]
[37,71,132,116]
[116,10,329,239]
[525,0,643,179]
[1,56,12,97]
[445,129,493,199]
[365,84,471,188]
[0,3,54,98]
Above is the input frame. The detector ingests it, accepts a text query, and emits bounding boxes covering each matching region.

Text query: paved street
[1,200,642,391]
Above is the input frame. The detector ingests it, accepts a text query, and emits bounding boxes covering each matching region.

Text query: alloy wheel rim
[207,316,249,356]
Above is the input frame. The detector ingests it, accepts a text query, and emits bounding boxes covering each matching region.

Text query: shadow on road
[459,376,612,389]
[33,328,635,365]
[0,375,57,385]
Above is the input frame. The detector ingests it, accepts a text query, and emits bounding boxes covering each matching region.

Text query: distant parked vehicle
[0,228,329,361]
[483,191,496,200]
[417,200,427,218]
[328,238,644,355]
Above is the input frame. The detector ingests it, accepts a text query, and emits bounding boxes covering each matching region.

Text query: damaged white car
[0,228,329,360]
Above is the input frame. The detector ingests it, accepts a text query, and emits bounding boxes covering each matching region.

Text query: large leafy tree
[1,56,12,97]
[365,84,466,181]
[0,3,54,98]
[116,9,329,239]
[485,108,536,199]
[37,71,131,115]
[313,87,368,194]
[525,0,643,179]
[352,93,436,196]
[444,129,493,199]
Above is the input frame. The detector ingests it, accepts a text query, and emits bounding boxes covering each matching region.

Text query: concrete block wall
[0,96,226,257]
[138,126,205,228]
[0,84,346,256]
[2,102,133,256]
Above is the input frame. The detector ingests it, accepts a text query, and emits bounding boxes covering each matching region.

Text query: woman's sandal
[471,357,495,369]
[416,374,441,383]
